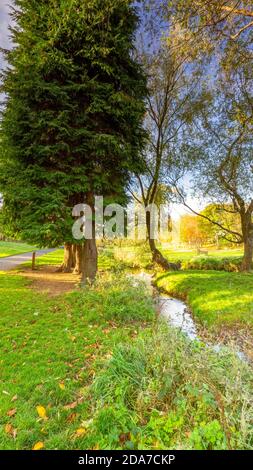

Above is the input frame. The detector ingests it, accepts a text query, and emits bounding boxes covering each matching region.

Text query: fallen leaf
[5,423,13,435]
[75,428,86,437]
[64,397,84,410]
[7,408,17,417]
[102,328,111,334]
[36,405,47,420]
[64,401,78,410]
[11,395,18,402]
[32,441,44,451]
[119,432,131,444]
[59,382,65,390]
[67,412,78,423]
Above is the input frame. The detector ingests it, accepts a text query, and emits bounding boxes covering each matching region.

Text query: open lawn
[161,247,244,263]
[0,241,37,258]
[156,270,253,331]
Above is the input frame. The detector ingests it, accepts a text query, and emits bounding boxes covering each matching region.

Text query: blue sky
[0,1,12,67]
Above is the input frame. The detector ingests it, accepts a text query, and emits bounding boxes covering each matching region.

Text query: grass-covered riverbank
[0,249,253,449]
[156,270,253,330]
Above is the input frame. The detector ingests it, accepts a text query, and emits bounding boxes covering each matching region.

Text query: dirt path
[22,265,80,297]
[0,249,55,271]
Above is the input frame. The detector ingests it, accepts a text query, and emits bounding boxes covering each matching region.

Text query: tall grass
[88,323,253,450]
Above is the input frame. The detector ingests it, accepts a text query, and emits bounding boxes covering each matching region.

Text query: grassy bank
[0,241,37,258]
[156,271,253,330]
[0,272,154,450]
[0,254,253,449]
[161,248,243,264]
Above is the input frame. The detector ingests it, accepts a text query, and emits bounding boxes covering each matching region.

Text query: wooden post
[32,252,36,271]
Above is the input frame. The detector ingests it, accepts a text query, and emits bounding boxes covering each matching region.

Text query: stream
[131,271,248,363]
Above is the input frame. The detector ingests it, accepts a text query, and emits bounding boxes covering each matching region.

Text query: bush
[182,256,243,272]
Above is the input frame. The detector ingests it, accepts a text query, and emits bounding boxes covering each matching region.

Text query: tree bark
[82,239,98,284]
[242,237,253,271]
[73,244,84,275]
[57,243,74,273]
[81,191,98,284]
[146,211,180,271]
[241,214,253,272]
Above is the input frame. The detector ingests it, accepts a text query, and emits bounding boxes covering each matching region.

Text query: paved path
[0,249,55,271]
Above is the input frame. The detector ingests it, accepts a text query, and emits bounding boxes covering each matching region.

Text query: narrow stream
[131,271,248,363]
[158,295,197,340]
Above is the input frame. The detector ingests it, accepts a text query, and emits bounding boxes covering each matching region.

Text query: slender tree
[174,72,253,271]
[0,0,147,282]
[130,37,202,270]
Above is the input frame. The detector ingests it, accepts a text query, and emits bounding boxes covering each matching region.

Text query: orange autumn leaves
[5,405,17,439]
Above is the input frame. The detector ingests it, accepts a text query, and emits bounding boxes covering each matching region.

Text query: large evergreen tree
[0,0,147,281]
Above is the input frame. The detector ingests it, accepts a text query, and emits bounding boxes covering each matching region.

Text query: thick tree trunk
[81,191,98,284]
[57,243,74,273]
[241,214,253,272]
[82,239,98,284]
[241,236,253,271]
[146,211,180,271]
[73,244,84,275]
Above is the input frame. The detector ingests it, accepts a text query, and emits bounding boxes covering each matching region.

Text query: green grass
[91,326,253,450]
[28,249,64,267]
[0,241,37,258]
[157,270,253,330]
[0,271,154,450]
[1,270,252,450]
[31,244,244,272]
[31,245,151,272]
[1,247,253,450]
[161,248,243,263]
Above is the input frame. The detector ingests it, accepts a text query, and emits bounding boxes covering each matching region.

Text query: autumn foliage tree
[180,214,205,247]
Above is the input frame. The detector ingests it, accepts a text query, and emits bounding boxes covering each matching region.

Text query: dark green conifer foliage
[0,0,147,256]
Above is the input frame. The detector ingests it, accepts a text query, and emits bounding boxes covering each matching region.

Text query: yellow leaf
[92,444,100,450]
[36,405,47,420]
[75,428,86,437]
[33,441,44,451]
[5,423,13,435]
[59,383,65,390]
